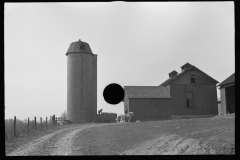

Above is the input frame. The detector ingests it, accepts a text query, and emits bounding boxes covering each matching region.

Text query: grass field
[72,115,235,155]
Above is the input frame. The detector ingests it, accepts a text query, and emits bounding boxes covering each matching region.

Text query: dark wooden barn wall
[169,84,218,115]
[124,99,129,113]
[226,85,235,113]
[126,84,218,121]
[129,98,171,121]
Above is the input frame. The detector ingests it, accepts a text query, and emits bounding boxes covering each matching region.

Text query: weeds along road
[7,123,112,156]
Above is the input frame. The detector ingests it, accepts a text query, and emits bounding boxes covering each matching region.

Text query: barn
[123,63,219,121]
[123,86,172,122]
[217,73,235,115]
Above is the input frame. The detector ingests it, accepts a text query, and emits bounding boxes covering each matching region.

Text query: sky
[5,2,234,120]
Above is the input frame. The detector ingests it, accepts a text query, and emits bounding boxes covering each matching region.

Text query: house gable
[170,68,218,85]
[160,65,218,86]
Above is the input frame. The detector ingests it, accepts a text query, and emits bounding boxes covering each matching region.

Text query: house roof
[180,62,192,68]
[217,73,235,87]
[160,65,219,86]
[124,86,171,100]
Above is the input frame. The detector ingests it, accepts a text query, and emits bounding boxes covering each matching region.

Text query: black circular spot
[103,83,124,105]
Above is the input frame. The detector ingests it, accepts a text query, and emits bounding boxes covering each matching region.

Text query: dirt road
[7,123,111,156]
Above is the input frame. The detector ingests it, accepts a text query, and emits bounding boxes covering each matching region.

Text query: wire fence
[5,115,63,141]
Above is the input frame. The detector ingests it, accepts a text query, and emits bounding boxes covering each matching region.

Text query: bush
[5,119,14,140]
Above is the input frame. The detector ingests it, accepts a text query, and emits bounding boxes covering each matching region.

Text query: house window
[191,78,195,83]
[80,44,85,50]
[186,91,194,108]
[190,74,195,84]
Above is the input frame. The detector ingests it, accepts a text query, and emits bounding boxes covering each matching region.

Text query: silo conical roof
[66,39,93,55]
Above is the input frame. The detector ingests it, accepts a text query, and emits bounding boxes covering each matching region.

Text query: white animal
[116,115,121,123]
[118,112,134,123]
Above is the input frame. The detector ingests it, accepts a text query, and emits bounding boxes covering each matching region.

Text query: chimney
[169,70,178,79]
[180,63,192,72]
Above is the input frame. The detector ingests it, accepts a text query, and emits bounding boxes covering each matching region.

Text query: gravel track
[51,124,109,155]
[7,123,110,156]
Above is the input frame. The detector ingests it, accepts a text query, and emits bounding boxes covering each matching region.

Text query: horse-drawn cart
[96,112,117,123]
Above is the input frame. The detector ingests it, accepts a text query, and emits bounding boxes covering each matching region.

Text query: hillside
[6,114,235,155]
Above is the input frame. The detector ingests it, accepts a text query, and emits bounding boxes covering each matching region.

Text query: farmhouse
[217,73,235,115]
[123,63,219,121]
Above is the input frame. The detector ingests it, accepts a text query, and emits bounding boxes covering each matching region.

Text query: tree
[61,110,67,121]
[60,110,72,125]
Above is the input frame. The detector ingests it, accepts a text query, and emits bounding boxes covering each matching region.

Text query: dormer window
[181,67,185,72]
[168,70,178,79]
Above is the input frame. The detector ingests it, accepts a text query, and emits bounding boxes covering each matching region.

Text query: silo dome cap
[66,39,93,55]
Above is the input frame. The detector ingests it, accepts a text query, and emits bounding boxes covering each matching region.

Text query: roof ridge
[160,65,219,86]
[124,86,171,100]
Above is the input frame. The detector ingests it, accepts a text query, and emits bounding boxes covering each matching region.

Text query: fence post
[53,115,55,125]
[51,115,55,125]
[27,118,29,135]
[46,117,47,130]
[34,116,36,131]
[14,116,16,137]
[40,117,42,129]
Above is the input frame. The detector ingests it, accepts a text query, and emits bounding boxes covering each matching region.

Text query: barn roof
[124,86,171,100]
[217,73,235,87]
[160,65,219,86]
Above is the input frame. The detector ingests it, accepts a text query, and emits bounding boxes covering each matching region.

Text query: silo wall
[91,55,97,122]
[67,52,96,123]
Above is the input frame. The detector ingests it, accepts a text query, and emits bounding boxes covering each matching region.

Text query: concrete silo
[66,39,97,123]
